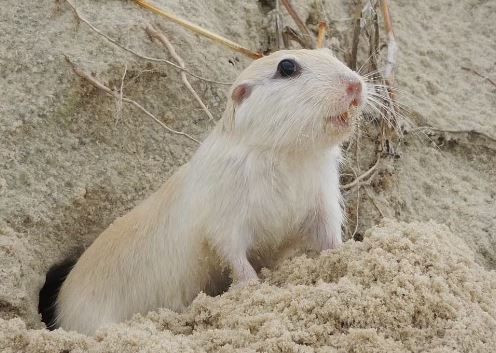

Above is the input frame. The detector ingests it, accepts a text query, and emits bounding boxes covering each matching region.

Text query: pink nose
[346,81,362,106]
[347,82,362,95]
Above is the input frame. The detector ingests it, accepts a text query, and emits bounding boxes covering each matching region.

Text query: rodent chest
[244,167,320,234]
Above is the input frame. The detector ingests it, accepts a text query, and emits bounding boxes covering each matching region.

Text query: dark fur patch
[38,258,76,330]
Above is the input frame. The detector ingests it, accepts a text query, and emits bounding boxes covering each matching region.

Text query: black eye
[277,59,299,78]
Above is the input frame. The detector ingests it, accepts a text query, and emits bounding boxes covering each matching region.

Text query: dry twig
[146,25,215,122]
[367,8,380,73]
[280,0,314,48]
[412,126,496,144]
[63,0,231,85]
[114,64,127,122]
[65,56,200,144]
[364,187,385,218]
[461,66,496,88]
[273,0,285,50]
[342,156,381,190]
[135,0,262,59]
[316,21,328,49]
[349,7,362,70]
[374,0,399,154]
[381,0,397,85]
[351,184,361,239]
[282,26,308,48]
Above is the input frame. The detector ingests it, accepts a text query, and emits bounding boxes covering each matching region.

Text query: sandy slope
[0,0,495,351]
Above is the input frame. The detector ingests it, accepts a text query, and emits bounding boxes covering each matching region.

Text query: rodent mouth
[329,111,351,128]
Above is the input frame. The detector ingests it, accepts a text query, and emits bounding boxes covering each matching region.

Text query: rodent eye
[277,59,299,78]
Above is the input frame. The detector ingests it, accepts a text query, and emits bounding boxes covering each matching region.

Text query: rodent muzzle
[328,79,364,129]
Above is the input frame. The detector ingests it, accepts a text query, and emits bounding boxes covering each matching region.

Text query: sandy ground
[0,0,495,352]
[2,220,496,352]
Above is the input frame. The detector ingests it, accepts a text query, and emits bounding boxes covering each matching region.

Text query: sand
[2,220,496,352]
[0,0,495,352]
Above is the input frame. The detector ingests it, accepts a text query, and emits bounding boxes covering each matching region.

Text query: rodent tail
[38,258,76,330]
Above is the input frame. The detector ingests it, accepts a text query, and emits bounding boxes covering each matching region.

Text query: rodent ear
[222,83,253,133]
[231,83,252,106]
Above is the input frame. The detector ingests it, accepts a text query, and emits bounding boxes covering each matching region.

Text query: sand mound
[2,220,495,352]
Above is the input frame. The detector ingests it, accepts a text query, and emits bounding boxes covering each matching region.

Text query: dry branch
[349,8,362,70]
[63,0,231,85]
[146,25,215,122]
[461,66,496,88]
[365,187,385,218]
[114,64,127,122]
[368,9,380,72]
[342,156,381,190]
[316,21,328,49]
[282,26,308,48]
[65,56,200,144]
[274,1,285,50]
[280,0,314,48]
[412,126,496,144]
[134,0,262,59]
[375,0,399,154]
[381,0,397,85]
[351,184,361,239]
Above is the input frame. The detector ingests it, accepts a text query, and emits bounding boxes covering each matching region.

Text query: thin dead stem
[381,0,397,85]
[316,21,328,48]
[135,0,263,59]
[349,7,362,71]
[282,26,308,48]
[351,185,361,239]
[342,156,381,190]
[63,0,231,85]
[274,0,285,50]
[114,64,127,122]
[461,66,496,88]
[146,25,215,122]
[412,126,496,144]
[65,56,200,144]
[365,187,385,218]
[280,0,314,48]
[364,0,400,154]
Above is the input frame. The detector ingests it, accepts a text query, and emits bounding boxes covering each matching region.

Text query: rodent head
[222,49,367,150]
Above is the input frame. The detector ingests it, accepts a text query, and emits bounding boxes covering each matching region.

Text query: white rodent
[55,48,367,335]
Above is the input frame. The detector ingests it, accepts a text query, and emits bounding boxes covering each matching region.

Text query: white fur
[56,49,366,335]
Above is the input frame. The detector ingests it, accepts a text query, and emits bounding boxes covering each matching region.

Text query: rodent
[52,48,367,335]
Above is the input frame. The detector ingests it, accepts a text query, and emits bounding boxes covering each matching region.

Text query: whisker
[364,100,393,126]
[361,67,387,77]
[365,97,408,137]
[367,92,414,112]
[356,51,380,75]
